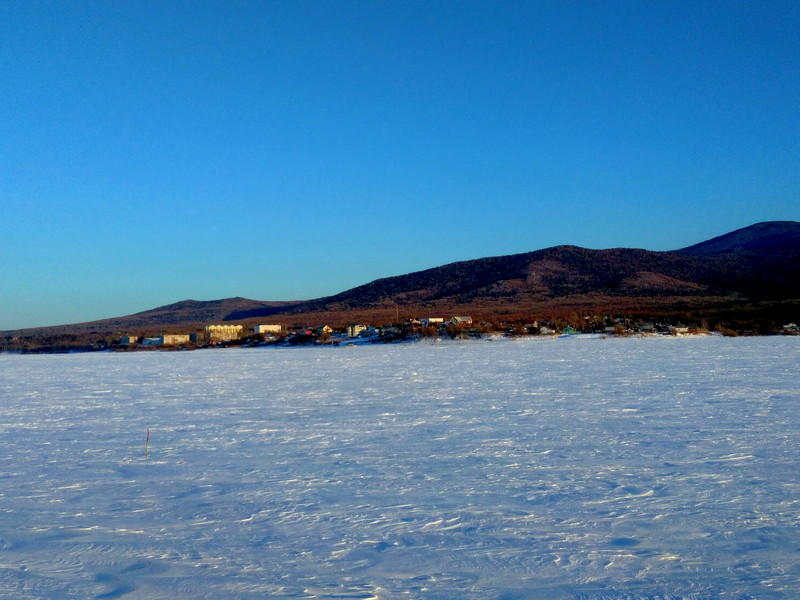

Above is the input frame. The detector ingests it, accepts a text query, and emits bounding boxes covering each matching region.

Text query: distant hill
[123,298,298,327]
[4,298,299,336]
[674,221,800,299]
[676,221,800,255]
[3,221,799,340]
[228,220,800,321]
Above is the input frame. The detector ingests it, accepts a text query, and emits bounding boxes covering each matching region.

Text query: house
[119,335,138,345]
[254,324,281,335]
[421,318,444,326]
[449,316,473,326]
[205,324,244,342]
[139,334,190,347]
[161,334,190,346]
[347,324,367,337]
[317,325,333,335]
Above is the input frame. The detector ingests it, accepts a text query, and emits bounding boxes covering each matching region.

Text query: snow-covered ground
[1,336,798,599]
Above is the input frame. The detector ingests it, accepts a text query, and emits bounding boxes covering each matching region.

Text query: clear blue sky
[2,1,798,330]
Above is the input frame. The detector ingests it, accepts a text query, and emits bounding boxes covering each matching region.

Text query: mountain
[227,221,800,322]
[3,298,299,336]
[676,221,800,255]
[674,221,800,299]
[122,298,298,327]
[3,221,799,341]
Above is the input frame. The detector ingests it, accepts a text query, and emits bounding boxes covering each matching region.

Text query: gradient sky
[2,1,798,330]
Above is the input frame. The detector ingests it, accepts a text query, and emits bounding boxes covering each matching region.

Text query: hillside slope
[677,221,800,255]
[3,221,799,337]
[227,221,800,321]
[674,221,800,298]
[4,298,299,336]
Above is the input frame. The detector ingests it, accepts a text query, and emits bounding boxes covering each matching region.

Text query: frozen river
[0,336,798,599]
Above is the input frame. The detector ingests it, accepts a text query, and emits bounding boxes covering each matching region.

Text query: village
[116,318,800,350]
[6,315,797,355]
[120,317,475,348]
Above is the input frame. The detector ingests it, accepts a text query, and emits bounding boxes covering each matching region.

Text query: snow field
[0,336,798,599]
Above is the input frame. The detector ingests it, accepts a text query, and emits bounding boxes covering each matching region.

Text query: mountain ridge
[4,221,799,337]
[676,220,800,255]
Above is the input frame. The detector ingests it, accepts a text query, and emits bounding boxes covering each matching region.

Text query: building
[254,324,281,335]
[119,335,138,345]
[421,318,444,326]
[161,334,190,346]
[139,334,191,346]
[449,316,473,326]
[205,324,244,342]
[347,324,367,337]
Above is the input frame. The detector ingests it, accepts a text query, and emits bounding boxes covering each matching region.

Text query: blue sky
[2,1,798,330]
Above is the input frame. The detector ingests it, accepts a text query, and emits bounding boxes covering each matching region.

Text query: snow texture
[0,336,798,599]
